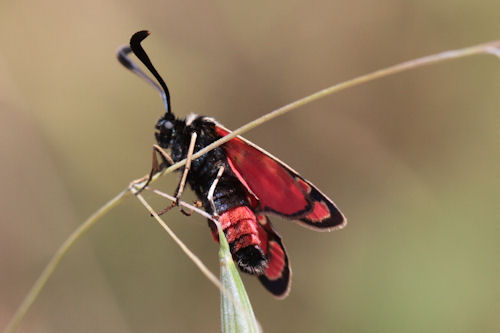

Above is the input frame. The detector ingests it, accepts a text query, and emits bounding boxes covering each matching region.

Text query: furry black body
[155,113,268,274]
[155,114,247,214]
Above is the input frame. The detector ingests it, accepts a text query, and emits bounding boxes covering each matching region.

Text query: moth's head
[155,112,176,148]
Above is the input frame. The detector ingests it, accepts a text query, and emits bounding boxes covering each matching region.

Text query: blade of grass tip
[218,225,261,333]
[139,187,260,332]
[4,188,130,333]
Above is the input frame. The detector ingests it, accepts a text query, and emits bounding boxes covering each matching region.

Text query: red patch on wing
[265,241,286,280]
[304,200,331,223]
[295,177,312,194]
[257,214,291,297]
[215,126,309,216]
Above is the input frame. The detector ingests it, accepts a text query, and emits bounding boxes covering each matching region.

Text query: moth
[118,31,346,298]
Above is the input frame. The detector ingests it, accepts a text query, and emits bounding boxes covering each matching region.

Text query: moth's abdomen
[212,206,269,275]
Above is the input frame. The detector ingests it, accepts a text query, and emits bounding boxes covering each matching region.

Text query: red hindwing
[215,125,346,231]
[256,214,291,298]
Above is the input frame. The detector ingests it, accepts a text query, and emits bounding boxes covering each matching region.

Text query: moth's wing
[215,125,346,231]
[256,215,291,298]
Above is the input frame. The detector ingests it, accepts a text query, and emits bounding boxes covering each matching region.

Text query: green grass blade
[218,227,261,333]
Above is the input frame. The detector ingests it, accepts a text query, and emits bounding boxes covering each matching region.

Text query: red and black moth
[118,31,347,298]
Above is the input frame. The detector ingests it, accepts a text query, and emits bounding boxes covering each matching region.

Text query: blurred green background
[1,1,499,332]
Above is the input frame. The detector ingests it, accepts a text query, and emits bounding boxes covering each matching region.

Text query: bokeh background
[1,1,499,332]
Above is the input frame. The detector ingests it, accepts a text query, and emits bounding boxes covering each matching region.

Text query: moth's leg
[207,165,225,218]
[175,132,197,204]
[158,132,197,216]
[133,144,174,194]
[153,144,175,167]
[131,144,173,194]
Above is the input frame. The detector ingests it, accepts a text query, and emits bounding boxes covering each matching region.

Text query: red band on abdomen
[216,206,265,253]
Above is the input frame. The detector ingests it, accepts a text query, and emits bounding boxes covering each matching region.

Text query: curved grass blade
[218,225,261,333]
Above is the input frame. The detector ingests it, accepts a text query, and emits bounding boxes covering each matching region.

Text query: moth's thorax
[154,113,250,215]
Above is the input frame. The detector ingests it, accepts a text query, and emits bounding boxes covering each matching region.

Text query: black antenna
[117,31,171,113]
[117,46,164,97]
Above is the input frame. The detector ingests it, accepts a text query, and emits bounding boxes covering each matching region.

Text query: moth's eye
[164,121,174,129]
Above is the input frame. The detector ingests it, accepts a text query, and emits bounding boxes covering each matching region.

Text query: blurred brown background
[1,1,499,332]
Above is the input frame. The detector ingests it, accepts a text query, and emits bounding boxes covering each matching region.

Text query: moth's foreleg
[158,132,198,216]
[207,165,225,218]
[132,144,174,194]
